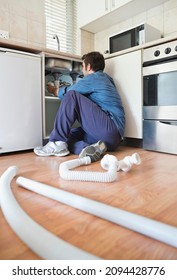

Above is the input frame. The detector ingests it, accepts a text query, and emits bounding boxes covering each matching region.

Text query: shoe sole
[34,149,70,157]
[79,141,107,162]
[54,150,70,157]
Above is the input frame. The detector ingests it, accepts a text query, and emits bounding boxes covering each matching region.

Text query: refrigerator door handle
[159,121,177,126]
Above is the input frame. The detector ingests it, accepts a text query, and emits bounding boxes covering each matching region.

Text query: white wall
[0,0,46,47]
[95,0,177,54]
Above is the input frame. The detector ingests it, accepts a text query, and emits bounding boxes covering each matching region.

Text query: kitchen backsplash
[0,0,46,47]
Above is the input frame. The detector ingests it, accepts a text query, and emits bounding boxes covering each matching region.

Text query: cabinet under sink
[43,56,82,140]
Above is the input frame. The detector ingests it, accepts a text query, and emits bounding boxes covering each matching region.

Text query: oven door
[143,59,177,120]
[143,59,177,154]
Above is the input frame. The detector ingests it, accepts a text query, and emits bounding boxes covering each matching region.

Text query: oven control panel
[143,40,177,63]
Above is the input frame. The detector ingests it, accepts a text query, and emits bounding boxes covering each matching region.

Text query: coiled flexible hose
[0,166,100,260]
[59,156,118,182]
[59,153,141,183]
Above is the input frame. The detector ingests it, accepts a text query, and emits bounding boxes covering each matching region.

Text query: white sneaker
[79,140,107,162]
[34,141,70,157]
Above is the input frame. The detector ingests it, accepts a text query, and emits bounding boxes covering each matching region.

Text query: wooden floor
[0,146,177,260]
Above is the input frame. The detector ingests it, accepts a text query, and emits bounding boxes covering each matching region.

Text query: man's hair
[82,51,105,72]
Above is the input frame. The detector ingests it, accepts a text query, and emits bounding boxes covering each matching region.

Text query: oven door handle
[143,60,177,76]
[160,121,177,126]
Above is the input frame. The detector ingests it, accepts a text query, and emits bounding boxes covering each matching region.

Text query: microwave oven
[108,24,161,54]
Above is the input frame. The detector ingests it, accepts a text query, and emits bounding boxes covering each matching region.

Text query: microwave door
[133,28,139,46]
[109,28,136,53]
[121,28,136,49]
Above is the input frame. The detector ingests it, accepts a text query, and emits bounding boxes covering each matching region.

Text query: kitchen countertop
[1,34,177,60]
[0,38,81,61]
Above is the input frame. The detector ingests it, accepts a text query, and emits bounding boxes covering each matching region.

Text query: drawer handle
[160,121,177,126]
[105,0,108,10]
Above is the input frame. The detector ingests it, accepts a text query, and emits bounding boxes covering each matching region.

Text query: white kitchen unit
[0,48,42,153]
[77,0,168,33]
[105,50,142,139]
[77,0,132,28]
[77,0,109,27]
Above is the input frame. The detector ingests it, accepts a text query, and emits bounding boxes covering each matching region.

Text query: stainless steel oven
[143,40,177,155]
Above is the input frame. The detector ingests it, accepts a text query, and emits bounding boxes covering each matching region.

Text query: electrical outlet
[0,30,9,39]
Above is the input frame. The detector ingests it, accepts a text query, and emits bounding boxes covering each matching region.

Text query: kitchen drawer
[143,120,177,155]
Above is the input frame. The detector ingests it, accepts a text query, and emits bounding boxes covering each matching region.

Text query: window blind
[45,0,77,54]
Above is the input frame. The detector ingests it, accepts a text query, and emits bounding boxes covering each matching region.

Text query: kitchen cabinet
[111,0,132,11]
[77,0,108,28]
[0,48,42,153]
[77,0,132,28]
[105,50,142,139]
[78,0,168,33]
[43,56,82,140]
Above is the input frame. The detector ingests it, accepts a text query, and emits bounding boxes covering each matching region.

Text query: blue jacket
[59,70,125,137]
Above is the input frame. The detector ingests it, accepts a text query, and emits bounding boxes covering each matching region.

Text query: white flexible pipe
[59,156,118,182]
[0,166,100,260]
[118,153,141,172]
[101,153,141,172]
[17,176,177,249]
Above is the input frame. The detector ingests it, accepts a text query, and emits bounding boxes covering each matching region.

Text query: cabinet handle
[105,0,108,11]
[112,0,115,8]
[160,121,177,126]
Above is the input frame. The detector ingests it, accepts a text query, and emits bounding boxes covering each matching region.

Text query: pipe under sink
[45,57,72,74]
[45,58,82,74]
[45,57,83,86]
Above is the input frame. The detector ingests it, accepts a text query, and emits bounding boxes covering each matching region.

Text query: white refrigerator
[0,48,42,153]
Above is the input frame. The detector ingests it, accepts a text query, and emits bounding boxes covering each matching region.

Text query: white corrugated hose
[0,166,100,260]
[17,174,177,249]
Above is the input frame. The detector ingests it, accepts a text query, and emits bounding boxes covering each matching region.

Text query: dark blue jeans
[49,90,121,154]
